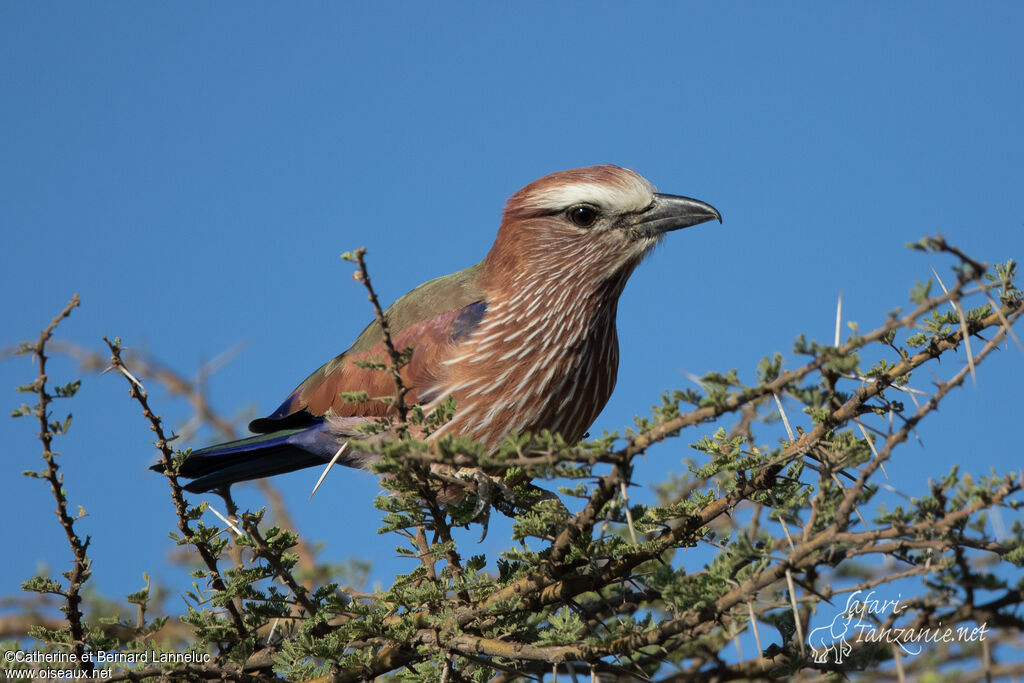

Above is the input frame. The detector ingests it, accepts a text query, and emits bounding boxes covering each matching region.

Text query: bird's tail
[157,425,345,493]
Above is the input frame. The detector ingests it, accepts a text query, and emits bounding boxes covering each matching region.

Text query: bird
[172,165,720,494]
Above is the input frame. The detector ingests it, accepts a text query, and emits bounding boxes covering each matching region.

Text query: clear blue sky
[2,3,1022,617]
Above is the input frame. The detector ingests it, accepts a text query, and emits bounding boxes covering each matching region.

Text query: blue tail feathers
[160,421,355,493]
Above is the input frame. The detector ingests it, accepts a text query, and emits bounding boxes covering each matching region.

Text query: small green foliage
[967,301,992,321]
[905,332,929,347]
[757,352,783,384]
[54,380,81,398]
[125,589,149,607]
[21,576,65,595]
[16,379,43,394]
[865,357,895,379]
[696,369,741,409]
[537,607,583,645]
[690,428,765,478]
[422,395,457,434]
[10,403,33,418]
[910,279,933,303]
[638,489,715,531]
[351,356,387,371]
[987,259,1021,304]
[339,248,365,263]
[512,498,569,541]
[7,239,1023,682]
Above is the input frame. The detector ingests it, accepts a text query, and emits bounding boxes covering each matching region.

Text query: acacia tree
[5,235,1024,682]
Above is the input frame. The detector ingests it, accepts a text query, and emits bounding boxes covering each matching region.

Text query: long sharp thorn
[785,568,806,654]
[773,393,795,441]
[778,516,796,551]
[620,480,638,547]
[748,601,763,655]
[855,419,888,479]
[116,364,145,391]
[834,290,843,347]
[310,442,349,500]
[931,265,976,385]
[983,291,1024,356]
[207,504,243,537]
[832,472,870,529]
[267,617,279,644]
[681,369,707,391]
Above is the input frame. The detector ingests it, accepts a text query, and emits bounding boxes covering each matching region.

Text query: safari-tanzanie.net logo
[808,590,989,664]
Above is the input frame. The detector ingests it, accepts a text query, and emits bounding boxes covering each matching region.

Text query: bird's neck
[480,231,640,328]
[431,256,634,448]
[485,266,632,345]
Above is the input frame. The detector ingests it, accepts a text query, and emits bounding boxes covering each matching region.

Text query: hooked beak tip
[636,193,722,236]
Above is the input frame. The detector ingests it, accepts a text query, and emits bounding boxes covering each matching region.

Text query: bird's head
[484,165,720,288]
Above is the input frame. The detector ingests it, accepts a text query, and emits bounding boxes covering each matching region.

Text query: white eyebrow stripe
[524,178,655,214]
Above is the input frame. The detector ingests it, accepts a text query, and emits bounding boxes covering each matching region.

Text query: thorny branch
[30,339,322,575]
[236,507,318,618]
[19,294,93,672]
[316,240,1024,681]
[11,238,1023,683]
[343,248,469,602]
[345,247,412,431]
[103,336,251,641]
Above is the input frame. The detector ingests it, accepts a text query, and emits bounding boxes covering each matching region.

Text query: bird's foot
[458,470,494,541]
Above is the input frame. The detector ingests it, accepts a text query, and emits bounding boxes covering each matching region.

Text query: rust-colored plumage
[176,166,720,493]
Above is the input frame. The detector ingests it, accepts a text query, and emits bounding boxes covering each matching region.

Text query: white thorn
[620,480,638,547]
[778,516,796,551]
[984,291,1024,356]
[309,442,350,501]
[832,472,870,530]
[834,290,843,347]
[854,419,887,480]
[115,364,145,390]
[785,568,806,655]
[748,601,763,656]
[772,392,795,441]
[206,504,243,537]
[931,265,976,386]
[680,370,707,391]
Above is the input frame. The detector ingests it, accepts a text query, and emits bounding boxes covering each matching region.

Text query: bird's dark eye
[567,205,599,228]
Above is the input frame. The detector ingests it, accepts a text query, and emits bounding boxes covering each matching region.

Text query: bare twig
[345,247,411,431]
[104,336,250,641]
[23,295,93,671]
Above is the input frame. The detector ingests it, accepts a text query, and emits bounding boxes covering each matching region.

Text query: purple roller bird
[172,166,720,494]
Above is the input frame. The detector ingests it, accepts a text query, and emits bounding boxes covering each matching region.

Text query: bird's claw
[470,473,493,519]
[456,470,568,541]
[465,471,494,541]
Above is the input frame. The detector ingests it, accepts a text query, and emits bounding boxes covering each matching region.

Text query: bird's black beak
[633,193,722,238]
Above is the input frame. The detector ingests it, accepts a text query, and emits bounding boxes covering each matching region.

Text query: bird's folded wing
[249,262,488,433]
